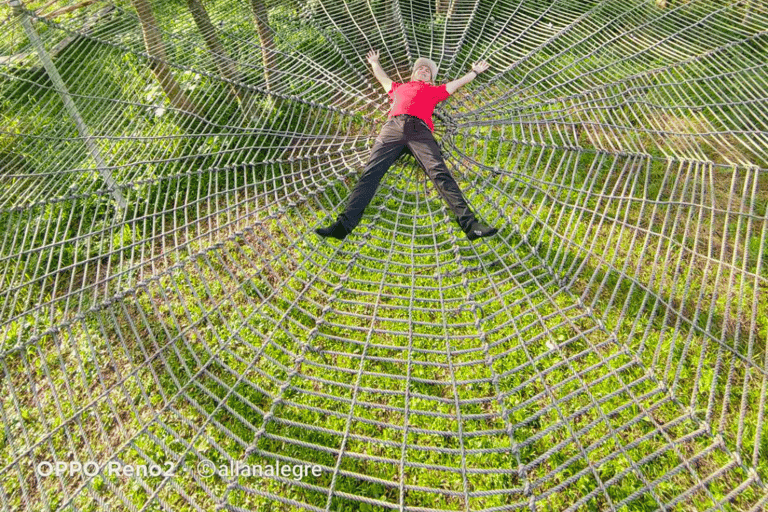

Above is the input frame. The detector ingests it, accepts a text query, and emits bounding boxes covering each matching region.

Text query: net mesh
[1,0,767,510]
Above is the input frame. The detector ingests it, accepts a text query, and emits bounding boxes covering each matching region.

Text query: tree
[186,0,255,111]
[436,0,455,18]
[248,0,279,92]
[131,0,200,115]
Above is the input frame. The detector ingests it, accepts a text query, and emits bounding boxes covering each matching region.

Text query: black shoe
[465,222,498,241]
[315,220,348,240]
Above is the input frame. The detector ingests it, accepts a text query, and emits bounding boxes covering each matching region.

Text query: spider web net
[1,0,767,510]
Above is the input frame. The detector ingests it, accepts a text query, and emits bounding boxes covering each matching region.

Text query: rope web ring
[1,0,766,510]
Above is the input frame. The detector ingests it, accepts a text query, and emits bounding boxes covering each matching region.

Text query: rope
[0,0,766,511]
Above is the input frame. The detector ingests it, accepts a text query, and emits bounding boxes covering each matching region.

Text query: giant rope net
[1,0,767,510]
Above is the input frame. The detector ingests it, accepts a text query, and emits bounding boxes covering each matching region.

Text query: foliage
[0,0,766,511]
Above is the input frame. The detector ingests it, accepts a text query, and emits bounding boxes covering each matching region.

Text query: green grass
[1,1,766,510]
[3,164,764,510]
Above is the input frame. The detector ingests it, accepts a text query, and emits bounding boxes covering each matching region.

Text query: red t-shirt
[388,81,451,131]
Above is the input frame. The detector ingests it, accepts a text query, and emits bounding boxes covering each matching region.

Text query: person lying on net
[316,50,498,241]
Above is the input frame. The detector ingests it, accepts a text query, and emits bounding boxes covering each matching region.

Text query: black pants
[338,115,476,233]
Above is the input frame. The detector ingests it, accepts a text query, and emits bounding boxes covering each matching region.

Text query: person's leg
[406,122,478,232]
[317,118,406,239]
[407,121,497,240]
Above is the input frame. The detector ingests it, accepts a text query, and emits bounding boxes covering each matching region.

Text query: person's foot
[465,221,498,241]
[315,220,348,240]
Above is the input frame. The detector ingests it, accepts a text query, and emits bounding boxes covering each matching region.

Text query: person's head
[412,57,437,83]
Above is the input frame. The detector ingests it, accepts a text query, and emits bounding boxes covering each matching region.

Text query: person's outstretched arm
[367,50,393,93]
[445,61,490,95]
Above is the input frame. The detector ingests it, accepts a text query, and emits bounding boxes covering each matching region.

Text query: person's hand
[367,50,380,66]
[471,61,490,75]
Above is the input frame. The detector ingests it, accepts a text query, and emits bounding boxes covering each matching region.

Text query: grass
[3,159,764,510]
[1,1,767,511]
